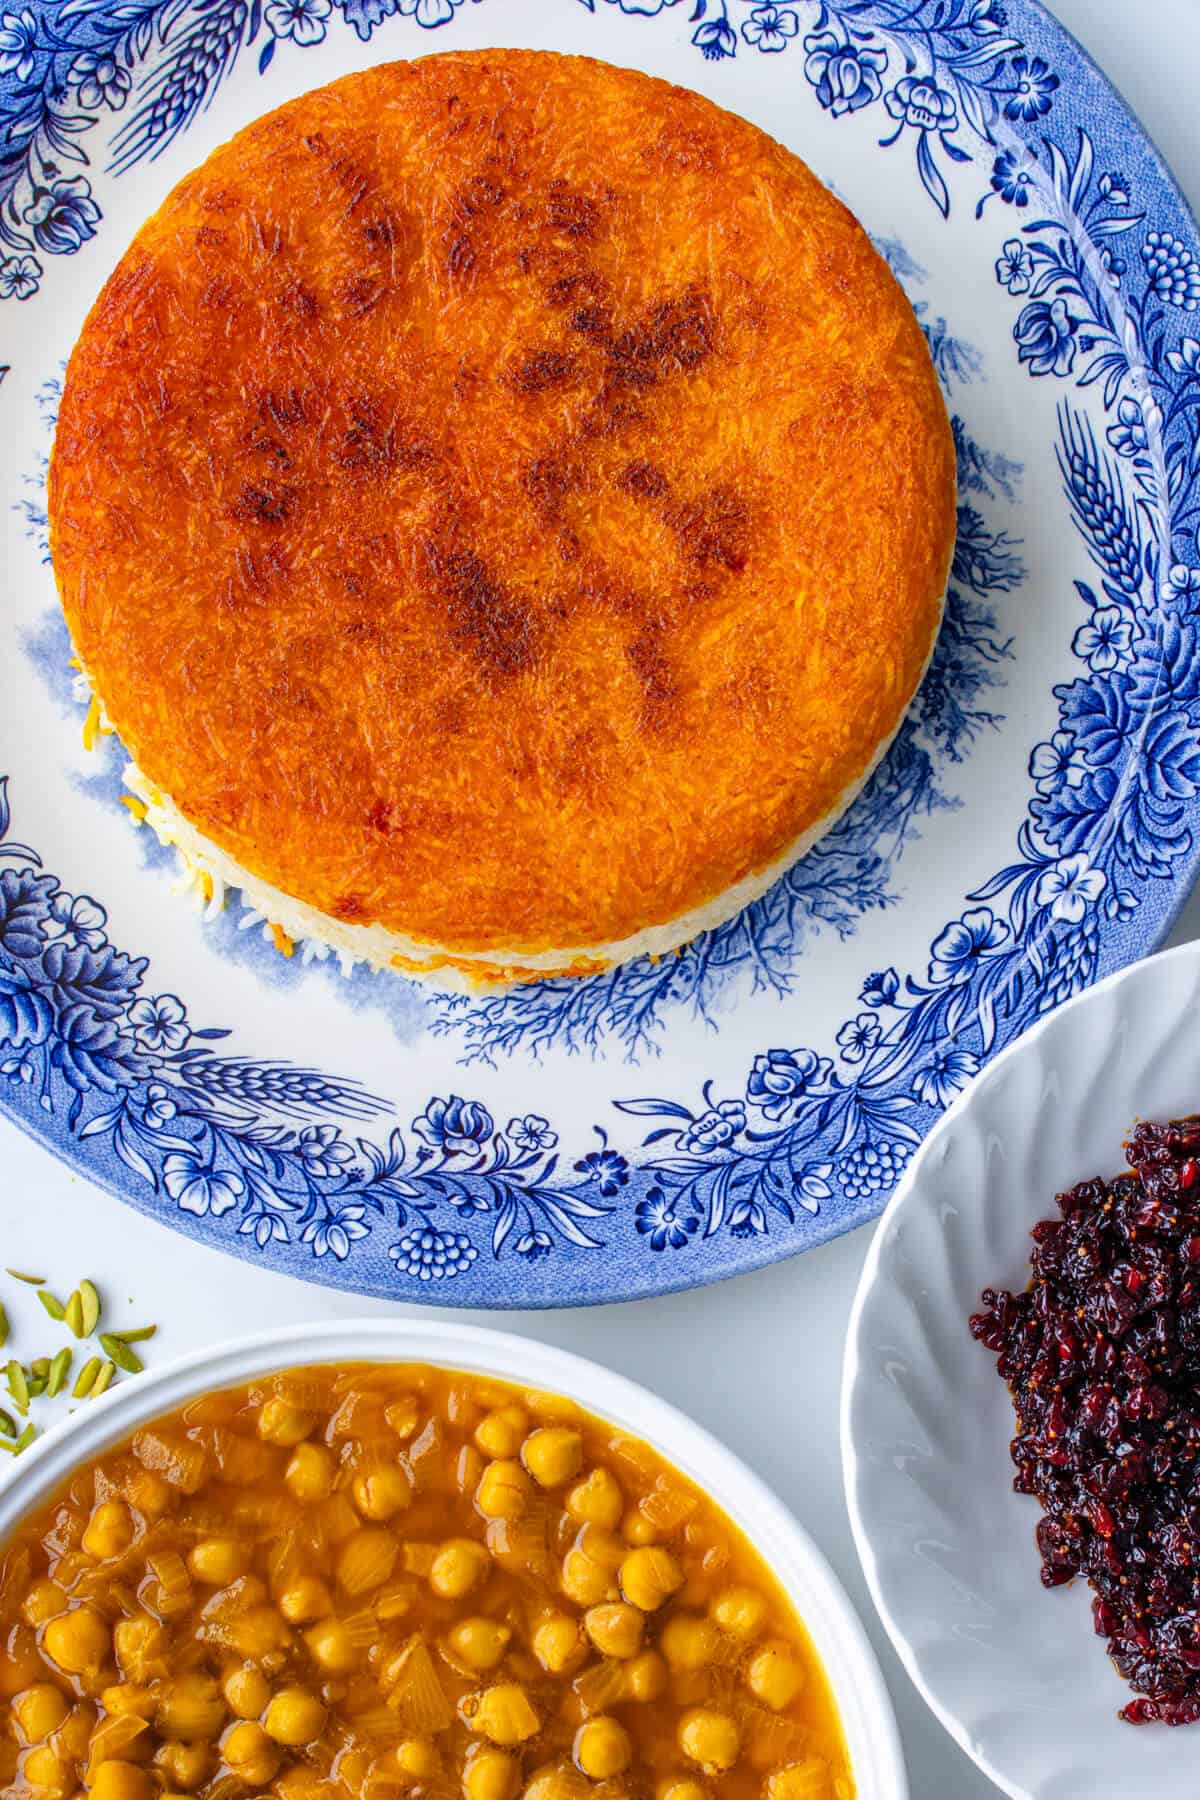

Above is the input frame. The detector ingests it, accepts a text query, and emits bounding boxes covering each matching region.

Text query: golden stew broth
[0,1364,853,1800]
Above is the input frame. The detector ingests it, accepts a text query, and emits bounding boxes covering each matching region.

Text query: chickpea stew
[0,1364,853,1800]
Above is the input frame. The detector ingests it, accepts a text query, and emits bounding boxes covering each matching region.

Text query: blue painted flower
[142,1082,178,1129]
[1143,233,1200,311]
[995,238,1034,295]
[128,993,188,1053]
[860,968,900,1008]
[928,907,1009,986]
[240,1210,288,1250]
[990,147,1038,208]
[884,75,958,135]
[397,0,461,23]
[729,1198,768,1239]
[912,1049,980,1108]
[1004,55,1059,123]
[1030,731,1085,793]
[0,8,37,83]
[389,1228,478,1281]
[41,891,106,952]
[678,1100,746,1155]
[1014,297,1077,377]
[507,1114,558,1154]
[803,31,887,117]
[1037,854,1106,924]
[796,1162,833,1214]
[1073,605,1133,673]
[0,253,40,301]
[574,1143,630,1195]
[70,50,131,110]
[747,1047,833,1121]
[163,1152,244,1217]
[1107,397,1149,458]
[295,1122,355,1177]
[414,1095,494,1156]
[693,17,736,60]
[302,1204,369,1259]
[1099,171,1130,205]
[516,1230,553,1261]
[265,0,329,36]
[836,1012,881,1066]
[742,5,799,53]
[635,1188,698,1251]
[1167,337,1200,377]
[1105,887,1140,923]
[1166,564,1200,601]
[23,177,100,256]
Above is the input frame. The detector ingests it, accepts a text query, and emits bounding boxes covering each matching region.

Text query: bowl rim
[0,1315,906,1800]
[839,937,1200,1798]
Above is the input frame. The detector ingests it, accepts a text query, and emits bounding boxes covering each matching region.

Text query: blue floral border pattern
[4,0,1200,1301]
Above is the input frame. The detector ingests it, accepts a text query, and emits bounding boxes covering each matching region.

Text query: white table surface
[2,3,1199,1793]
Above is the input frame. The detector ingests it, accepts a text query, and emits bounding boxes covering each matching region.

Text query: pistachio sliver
[91,1361,117,1398]
[99,1334,143,1375]
[0,1303,7,1350]
[37,1290,66,1322]
[6,1360,29,1410]
[64,1290,85,1339]
[0,1407,15,1438]
[112,1325,157,1345]
[78,1280,101,1336]
[5,1270,46,1285]
[46,1348,72,1399]
[73,1356,101,1399]
[13,1423,35,1454]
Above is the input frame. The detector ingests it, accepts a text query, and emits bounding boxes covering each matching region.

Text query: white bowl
[0,1318,904,1800]
[842,940,1200,1799]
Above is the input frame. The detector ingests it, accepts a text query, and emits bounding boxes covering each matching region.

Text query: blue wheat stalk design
[1056,404,1144,598]
[174,1052,387,1120]
[108,0,257,175]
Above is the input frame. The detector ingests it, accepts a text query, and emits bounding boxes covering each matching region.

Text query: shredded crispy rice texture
[50,51,956,979]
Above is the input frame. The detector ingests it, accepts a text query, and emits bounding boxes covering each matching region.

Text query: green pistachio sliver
[37,1290,66,1322]
[91,1361,117,1399]
[13,1423,35,1455]
[64,1290,85,1339]
[5,1270,46,1285]
[78,1280,101,1337]
[46,1348,72,1399]
[26,1376,46,1399]
[30,1357,49,1379]
[6,1360,29,1410]
[99,1334,143,1375]
[112,1325,157,1345]
[0,1303,7,1350]
[73,1356,101,1399]
[0,1407,15,1438]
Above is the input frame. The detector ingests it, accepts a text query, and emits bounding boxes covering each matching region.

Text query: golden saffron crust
[49,51,956,958]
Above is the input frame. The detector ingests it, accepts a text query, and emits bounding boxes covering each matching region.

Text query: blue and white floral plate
[3,0,1200,1307]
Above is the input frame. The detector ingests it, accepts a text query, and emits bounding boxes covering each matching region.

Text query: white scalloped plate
[843,939,1200,1799]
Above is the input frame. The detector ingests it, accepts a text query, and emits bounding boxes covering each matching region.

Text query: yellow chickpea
[583,1603,643,1661]
[447,1618,512,1673]
[565,1469,624,1532]
[22,1744,73,1795]
[574,1718,632,1780]
[430,1539,491,1600]
[88,1764,154,1800]
[709,1587,768,1641]
[222,1721,281,1787]
[678,1710,740,1775]
[278,1578,332,1625]
[763,1762,830,1800]
[463,1746,521,1800]
[124,1469,172,1521]
[256,1398,316,1447]
[113,1618,164,1683]
[474,1407,528,1460]
[658,1780,707,1800]
[383,1740,436,1780]
[81,1502,134,1562]
[43,1606,109,1676]
[303,1618,357,1675]
[475,1460,531,1522]
[622,1509,660,1547]
[21,1580,66,1628]
[12,1684,69,1742]
[624,1650,667,1703]
[619,1547,684,1613]
[155,1741,214,1791]
[284,1442,334,1504]
[522,1428,582,1489]
[744,1644,803,1712]
[531,1614,585,1675]
[560,1549,614,1609]
[99,1685,157,1720]
[466,1684,539,1746]
[187,1539,250,1586]
[222,1665,271,1721]
[352,1465,412,1521]
[263,1687,326,1747]
[660,1615,718,1673]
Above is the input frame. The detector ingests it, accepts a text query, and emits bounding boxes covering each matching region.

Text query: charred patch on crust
[667,483,749,572]
[626,624,678,729]
[618,460,669,500]
[423,539,540,679]
[232,479,295,526]
[546,180,599,240]
[522,453,581,516]
[509,348,579,395]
